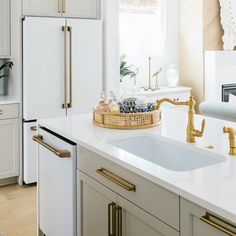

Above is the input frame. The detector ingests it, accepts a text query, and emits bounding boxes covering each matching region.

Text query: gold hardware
[32,135,71,158]
[62,0,66,13]
[201,212,236,236]
[68,26,72,108]
[0,110,3,115]
[62,26,68,109]
[157,96,205,143]
[108,202,116,236]
[30,126,37,131]
[97,168,136,192]
[58,0,62,13]
[117,206,122,236]
[223,127,236,156]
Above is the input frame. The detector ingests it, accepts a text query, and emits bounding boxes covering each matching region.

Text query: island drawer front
[0,104,19,120]
[78,147,180,231]
[181,198,236,236]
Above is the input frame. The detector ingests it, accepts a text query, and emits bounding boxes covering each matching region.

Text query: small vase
[167,64,179,88]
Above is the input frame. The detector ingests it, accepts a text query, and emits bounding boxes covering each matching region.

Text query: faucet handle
[223,126,235,134]
[196,119,206,137]
[223,126,236,155]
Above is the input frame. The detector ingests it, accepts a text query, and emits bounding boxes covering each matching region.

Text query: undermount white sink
[108,135,226,172]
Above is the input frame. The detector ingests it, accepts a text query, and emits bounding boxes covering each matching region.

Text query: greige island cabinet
[0,0,11,58]
[78,147,179,236]
[181,198,236,236]
[78,171,179,236]
[22,0,98,19]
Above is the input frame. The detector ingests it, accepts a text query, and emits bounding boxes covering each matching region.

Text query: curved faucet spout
[156,96,205,143]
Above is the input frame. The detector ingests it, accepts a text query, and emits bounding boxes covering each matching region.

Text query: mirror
[219,0,236,50]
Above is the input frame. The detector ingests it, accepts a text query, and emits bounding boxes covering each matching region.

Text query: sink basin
[108,135,226,171]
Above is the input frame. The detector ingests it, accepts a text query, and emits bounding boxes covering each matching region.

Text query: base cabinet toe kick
[37,133,236,236]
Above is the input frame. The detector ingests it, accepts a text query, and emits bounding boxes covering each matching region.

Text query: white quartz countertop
[38,108,236,223]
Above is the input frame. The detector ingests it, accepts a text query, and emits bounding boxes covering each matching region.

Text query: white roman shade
[120,0,158,13]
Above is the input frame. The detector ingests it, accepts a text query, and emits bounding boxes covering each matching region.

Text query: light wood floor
[0,184,37,236]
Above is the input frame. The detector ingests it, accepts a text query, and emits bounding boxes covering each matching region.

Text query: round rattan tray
[93,109,161,130]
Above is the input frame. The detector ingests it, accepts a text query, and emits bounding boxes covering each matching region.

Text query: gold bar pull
[108,202,116,236]
[0,110,3,115]
[62,0,66,13]
[200,213,236,236]
[97,168,136,192]
[32,135,71,158]
[30,126,37,131]
[67,26,72,108]
[117,206,122,236]
[58,0,62,13]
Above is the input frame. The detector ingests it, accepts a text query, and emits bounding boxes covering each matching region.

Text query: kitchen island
[37,108,236,236]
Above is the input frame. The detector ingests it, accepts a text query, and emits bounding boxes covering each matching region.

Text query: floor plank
[0,184,37,236]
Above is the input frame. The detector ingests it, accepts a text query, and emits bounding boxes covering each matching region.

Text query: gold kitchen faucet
[223,127,236,156]
[157,96,205,143]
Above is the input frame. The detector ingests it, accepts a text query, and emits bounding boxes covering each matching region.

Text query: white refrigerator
[23,17,103,184]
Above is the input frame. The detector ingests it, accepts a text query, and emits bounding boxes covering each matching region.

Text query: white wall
[205,51,236,102]
[120,0,179,89]
[101,0,120,94]
[8,0,22,100]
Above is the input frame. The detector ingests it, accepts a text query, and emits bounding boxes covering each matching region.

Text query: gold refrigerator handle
[62,26,68,109]
[108,202,116,236]
[67,26,72,108]
[32,135,71,158]
[200,213,236,236]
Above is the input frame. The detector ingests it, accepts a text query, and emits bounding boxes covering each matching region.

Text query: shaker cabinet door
[181,198,236,236]
[22,0,62,17]
[117,195,179,236]
[63,0,97,18]
[0,0,11,58]
[78,171,117,236]
[0,119,19,179]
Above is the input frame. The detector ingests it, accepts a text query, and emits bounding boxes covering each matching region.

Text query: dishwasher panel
[36,127,76,236]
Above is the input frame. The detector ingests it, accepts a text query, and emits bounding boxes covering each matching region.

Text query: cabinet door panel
[78,171,117,236]
[0,119,19,179]
[118,195,179,236]
[0,0,11,57]
[23,17,66,120]
[63,0,97,18]
[66,19,102,115]
[181,198,236,236]
[23,0,61,17]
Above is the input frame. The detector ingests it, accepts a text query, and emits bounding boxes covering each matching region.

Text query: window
[119,0,166,87]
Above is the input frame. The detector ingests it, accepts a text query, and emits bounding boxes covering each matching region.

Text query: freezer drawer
[23,122,38,184]
[36,127,76,236]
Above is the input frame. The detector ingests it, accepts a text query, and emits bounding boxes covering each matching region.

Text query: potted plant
[0,60,13,95]
[120,55,139,86]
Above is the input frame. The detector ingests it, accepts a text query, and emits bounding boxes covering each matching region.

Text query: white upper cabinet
[22,0,98,19]
[0,0,11,58]
[22,0,61,17]
[63,0,97,19]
